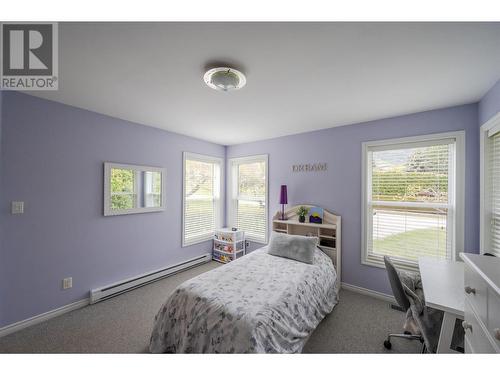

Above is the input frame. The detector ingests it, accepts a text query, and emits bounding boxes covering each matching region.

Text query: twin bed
[149,207,341,354]
[149,205,341,353]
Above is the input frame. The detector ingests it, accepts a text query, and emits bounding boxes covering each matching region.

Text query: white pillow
[267,232,318,264]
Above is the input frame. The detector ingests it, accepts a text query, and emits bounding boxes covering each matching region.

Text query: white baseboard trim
[341,282,396,304]
[0,298,89,338]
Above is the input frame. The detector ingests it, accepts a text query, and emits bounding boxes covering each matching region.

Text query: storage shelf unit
[213,228,245,264]
[272,205,341,292]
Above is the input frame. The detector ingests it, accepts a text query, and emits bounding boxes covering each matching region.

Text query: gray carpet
[0,261,420,353]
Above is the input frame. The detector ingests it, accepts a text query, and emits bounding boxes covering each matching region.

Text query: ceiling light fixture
[204,67,246,92]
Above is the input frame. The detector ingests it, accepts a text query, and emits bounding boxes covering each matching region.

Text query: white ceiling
[30,22,500,145]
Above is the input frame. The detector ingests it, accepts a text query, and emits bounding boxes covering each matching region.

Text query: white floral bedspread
[149,246,338,353]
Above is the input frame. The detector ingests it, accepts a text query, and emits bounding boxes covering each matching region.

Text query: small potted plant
[296,206,309,223]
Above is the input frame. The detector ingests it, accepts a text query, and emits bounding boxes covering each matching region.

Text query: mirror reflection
[104,163,165,216]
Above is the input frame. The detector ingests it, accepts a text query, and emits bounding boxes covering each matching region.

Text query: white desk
[418,257,464,353]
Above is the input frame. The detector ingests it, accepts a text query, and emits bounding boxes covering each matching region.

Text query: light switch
[62,277,72,290]
[11,201,24,214]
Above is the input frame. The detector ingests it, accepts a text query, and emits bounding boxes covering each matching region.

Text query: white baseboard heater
[90,253,211,304]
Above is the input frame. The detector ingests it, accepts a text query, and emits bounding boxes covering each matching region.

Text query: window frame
[103,162,166,216]
[182,152,224,247]
[227,154,269,244]
[361,131,465,270]
[480,112,500,255]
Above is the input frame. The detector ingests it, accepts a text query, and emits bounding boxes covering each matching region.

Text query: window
[104,162,165,216]
[481,113,500,257]
[362,132,464,269]
[182,152,223,246]
[144,171,162,207]
[110,167,135,210]
[228,155,268,243]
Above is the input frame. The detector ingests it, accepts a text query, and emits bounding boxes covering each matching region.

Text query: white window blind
[363,133,464,268]
[488,131,500,257]
[183,153,222,246]
[228,155,268,243]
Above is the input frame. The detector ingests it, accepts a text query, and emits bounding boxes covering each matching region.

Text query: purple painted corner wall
[479,79,500,125]
[0,90,4,326]
[226,104,480,295]
[0,92,225,328]
[0,86,492,329]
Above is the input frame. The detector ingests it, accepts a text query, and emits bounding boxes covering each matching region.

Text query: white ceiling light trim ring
[204,67,247,92]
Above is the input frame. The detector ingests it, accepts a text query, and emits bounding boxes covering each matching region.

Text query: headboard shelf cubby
[272,205,341,292]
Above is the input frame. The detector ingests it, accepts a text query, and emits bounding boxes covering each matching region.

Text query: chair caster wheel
[383,340,392,349]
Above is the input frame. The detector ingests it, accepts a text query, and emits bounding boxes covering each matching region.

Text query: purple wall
[0,90,4,326]
[0,91,483,328]
[0,92,225,327]
[479,79,500,125]
[226,104,480,295]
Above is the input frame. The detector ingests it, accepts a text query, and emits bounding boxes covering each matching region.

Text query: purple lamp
[279,185,288,220]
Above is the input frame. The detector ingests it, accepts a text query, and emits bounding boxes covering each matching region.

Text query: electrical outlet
[62,277,72,290]
[11,201,24,214]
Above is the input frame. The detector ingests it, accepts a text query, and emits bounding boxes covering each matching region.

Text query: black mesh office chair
[383,256,426,352]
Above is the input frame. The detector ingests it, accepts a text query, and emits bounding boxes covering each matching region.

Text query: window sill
[362,255,420,272]
[182,236,213,248]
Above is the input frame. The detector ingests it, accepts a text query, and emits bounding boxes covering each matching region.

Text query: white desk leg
[437,311,461,353]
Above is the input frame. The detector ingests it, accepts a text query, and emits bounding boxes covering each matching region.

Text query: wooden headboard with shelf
[272,205,341,291]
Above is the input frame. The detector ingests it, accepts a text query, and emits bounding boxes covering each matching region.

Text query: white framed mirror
[104,162,166,216]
